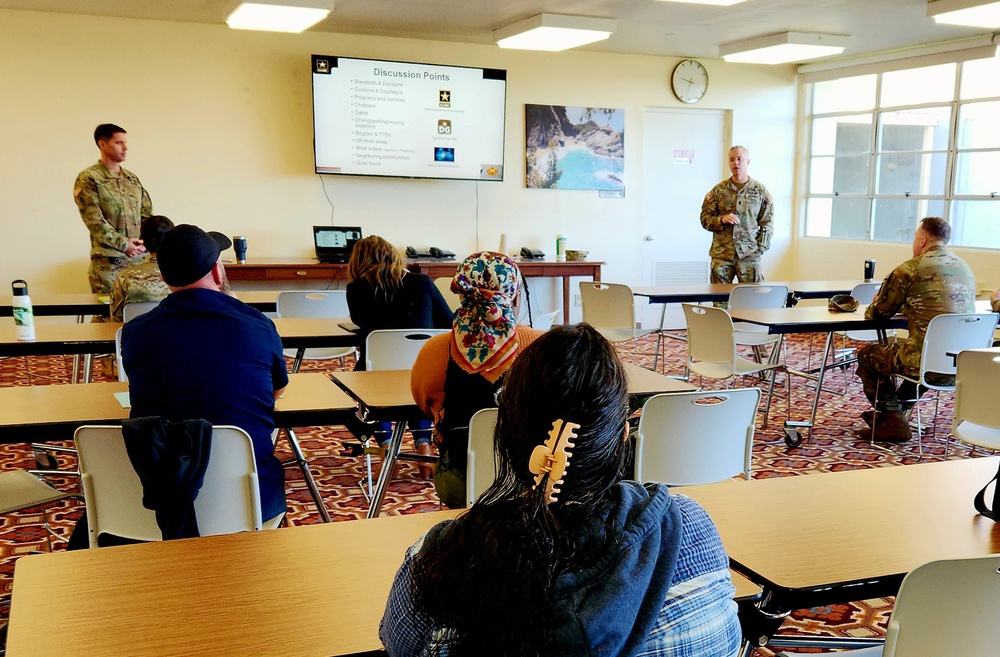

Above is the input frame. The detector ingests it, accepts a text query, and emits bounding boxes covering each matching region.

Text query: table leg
[292,347,305,373]
[562,277,571,324]
[366,419,408,519]
[782,331,834,447]
[281,428,331,523]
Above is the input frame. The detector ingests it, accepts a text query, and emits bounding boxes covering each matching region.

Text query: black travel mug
[864,258,875,281]
[234,236,248,264]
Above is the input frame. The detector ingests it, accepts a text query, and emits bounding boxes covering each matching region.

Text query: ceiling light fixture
[928,0,1000,28]
[720,32,850,64]
[226,0,333,33]
[493,14,616,52]
[654,0,747,5]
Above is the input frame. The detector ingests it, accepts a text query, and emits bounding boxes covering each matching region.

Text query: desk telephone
[406,246,456,259]
[520,247,545,259]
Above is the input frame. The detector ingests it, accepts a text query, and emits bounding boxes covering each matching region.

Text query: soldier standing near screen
[700,145,774,284]
[74,123,152,293]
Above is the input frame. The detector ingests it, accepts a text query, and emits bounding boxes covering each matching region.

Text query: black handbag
[974,461,1000,521]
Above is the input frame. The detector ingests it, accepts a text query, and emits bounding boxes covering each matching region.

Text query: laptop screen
[314,226,362,263]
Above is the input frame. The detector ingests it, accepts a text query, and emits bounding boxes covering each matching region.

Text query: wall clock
[671,59,709,104]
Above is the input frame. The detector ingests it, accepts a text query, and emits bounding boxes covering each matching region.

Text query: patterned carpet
[0,331,988,655]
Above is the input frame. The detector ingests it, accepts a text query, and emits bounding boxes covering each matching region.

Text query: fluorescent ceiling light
[720,32,850,64]
[494,14,616,51]
[655,0,747,5]
[928,0,1000,28]
[226,0,333,33]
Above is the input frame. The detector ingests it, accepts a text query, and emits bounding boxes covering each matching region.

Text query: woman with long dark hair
[383,324,741,657]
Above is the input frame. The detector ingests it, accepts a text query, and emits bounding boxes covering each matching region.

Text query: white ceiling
[0,0,994,61]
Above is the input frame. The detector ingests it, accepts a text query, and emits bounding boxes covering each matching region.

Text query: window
[804,58,1000,247]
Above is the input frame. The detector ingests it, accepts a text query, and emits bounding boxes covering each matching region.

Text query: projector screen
[312,55,507,181]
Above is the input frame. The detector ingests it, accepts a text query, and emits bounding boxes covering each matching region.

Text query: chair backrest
[532,309,561,331]
[850,282,881,305]
[115,326,128,382]
[953,349,1000,432]
[881,555,1000,657]
[365,328,449,371]
[728,285,788,310]
[682,303,737,370]
[122,301,159,323]
[635,388,759,485]
[74,425,264,548]
[276,290,350,318]
[844,282,885,342]
[579,282,635,331]
[919,313,999,385]
[433,277,461,313]
[465,407,498,507]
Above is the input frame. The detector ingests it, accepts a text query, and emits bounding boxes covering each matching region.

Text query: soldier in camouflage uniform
[109,216,174,322]
[700,145,774,284]
[74,123,151,294]
[857,217,976,441]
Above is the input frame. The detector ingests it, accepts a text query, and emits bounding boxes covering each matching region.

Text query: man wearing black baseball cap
[121,224,289,523]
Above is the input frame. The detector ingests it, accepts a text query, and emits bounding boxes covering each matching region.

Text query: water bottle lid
[12,279,28,296]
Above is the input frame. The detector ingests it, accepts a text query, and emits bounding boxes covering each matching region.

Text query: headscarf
[450,251,521,375]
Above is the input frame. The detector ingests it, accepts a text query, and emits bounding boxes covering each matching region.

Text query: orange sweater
[410,326,545,427]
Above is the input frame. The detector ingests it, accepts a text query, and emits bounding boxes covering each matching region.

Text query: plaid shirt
[380,493,740,657]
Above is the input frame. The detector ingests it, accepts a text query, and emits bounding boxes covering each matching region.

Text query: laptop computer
[313,226,362,264]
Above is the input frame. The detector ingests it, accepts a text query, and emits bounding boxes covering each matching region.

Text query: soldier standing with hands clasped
[700,145,774,284]
[74,123,152,294]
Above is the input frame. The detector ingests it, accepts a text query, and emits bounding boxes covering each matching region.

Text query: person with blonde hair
[346,236,452,469]
[346,236,452,359]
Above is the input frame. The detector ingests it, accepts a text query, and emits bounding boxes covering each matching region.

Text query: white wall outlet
[573,294,582,307]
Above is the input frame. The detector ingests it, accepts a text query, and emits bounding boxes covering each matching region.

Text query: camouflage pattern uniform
[109,256,169,322]
[857,245,976,411]
[74,162,152,293]
[700,177,774,284]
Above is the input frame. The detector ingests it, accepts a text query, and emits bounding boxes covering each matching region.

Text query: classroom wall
[0,8,798,320]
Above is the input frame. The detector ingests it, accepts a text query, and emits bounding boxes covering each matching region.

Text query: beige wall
[0,8,798,319]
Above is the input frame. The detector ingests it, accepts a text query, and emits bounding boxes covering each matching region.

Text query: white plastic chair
[947,349,1000,457]
[873,312,999,450]
[682,303,787,427]
[74,424,280,548]
[729,284,787,349]
[634,388,760,485]
[465,407,498,507]
[434,277,461,313]
[276,291,357,372]
[122,301,159,323]
[843,282,883,343]
[833,555,1000,657]
[579,282,656,363]
[0,471,79,552]
[532,309,561,331]
[365,328,449,371]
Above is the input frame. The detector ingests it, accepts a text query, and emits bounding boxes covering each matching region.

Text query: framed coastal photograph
[524,104,624,190]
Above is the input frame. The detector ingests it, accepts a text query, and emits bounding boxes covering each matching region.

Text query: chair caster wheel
[33,449,58,470]
[784,429,802,448]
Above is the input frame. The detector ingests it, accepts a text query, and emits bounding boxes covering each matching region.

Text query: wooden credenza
[224,258,603,324]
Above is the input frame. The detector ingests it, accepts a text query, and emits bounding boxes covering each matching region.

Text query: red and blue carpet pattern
[0,332,989,655]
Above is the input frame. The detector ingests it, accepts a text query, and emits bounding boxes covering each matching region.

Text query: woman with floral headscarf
[411,251,545,508]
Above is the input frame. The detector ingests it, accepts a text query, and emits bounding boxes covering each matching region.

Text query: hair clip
[528,419,579,504]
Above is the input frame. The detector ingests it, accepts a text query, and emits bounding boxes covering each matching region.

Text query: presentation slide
[312,55,506,181]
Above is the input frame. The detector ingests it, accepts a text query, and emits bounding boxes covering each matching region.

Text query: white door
[640,108,729,329]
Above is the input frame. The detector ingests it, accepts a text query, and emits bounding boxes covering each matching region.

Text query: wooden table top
[332,364,694,419]
[632,280,863,304]
[727,306,908,335]
[0,291,280,317]
[0,317,359,357]
[7,510,462,657]
[7,508,760,657]
[682,457,1000,592]
[0,373,355,444]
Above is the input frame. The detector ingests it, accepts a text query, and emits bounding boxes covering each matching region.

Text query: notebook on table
[313,226,362,264]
